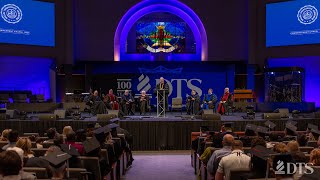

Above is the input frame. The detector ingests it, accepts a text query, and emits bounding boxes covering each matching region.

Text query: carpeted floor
[122,151,196,180]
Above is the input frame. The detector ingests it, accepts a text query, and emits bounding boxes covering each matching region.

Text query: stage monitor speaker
[54,109,66,119]
[263,113,281,119]
[203,109,214,115]
[202,113,221,120]
[6,109,20,119]
[38,114,57,121]
[278,108,289,118]
[97,114,117,121]
[108,110,119,117]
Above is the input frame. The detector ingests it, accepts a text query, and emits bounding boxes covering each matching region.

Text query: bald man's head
[160,77,164,84]
[222,134,234,147]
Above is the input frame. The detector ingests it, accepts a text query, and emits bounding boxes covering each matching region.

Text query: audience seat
[307,141,318,148]
[229,168,251,180]
[31,148,48,157]
[24,133,39,137]
[78,156,102,180]
[23,167,48,179]
[42,142,54,148]
[299,146,314,153]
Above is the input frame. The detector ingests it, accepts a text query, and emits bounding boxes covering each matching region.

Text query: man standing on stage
[155,77,169,112]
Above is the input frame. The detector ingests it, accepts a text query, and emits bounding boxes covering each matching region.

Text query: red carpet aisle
[122,151,196,180]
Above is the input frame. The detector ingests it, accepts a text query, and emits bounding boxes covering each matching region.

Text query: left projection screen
[0,0,55,47]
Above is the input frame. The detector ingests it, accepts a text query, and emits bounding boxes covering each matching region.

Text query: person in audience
[0,150,32,180]
[87,90,107,115]
[83,137,110,177]
[75,129,87,142]
[0,129,11,141]
[42,148,71,180]
[239,124,257,147]
[2,130,19,151]
[120,90,135,115]
[282,123,297,141]
[207,134,234,176]
[273,154,294,180]
[287,140,306,163]
[62,126,73,138]
[214,123,237,148]
[104,89,119,110]
[139,90,150,115]
[44,128,57,143]
[54,135,64,147]
[250,137,268,179]
[215,140,251,180]
[267,132,281,149]
[309,149,320,166]
[86,123,95,137]
[273,142,288,153]
[217,87,233,115]
[16,138,34,158]
[65,131,84,155]
[297,134,308,147]
[202,88,218,111]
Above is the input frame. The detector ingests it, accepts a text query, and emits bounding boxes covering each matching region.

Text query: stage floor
[0,112,319,150]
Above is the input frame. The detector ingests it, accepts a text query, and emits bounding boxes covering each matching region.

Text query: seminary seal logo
[1,4,23,24]
[298,5,318,25]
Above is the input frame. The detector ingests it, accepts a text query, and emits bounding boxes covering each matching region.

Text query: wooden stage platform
[0,113,319,150]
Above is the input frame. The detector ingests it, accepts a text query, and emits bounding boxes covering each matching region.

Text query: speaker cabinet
[0,113,9,120]
[97,114,117,121]
[6,109,20,119]
[54,109,66,119]
[202,113,221,120]
[278,108,289,118]
[108,110,119,117]
[38,114,57,121]
[263,113,281,119]
[203,109,214,115]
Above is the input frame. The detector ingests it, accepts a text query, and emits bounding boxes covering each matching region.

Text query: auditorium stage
[0,112,319,150]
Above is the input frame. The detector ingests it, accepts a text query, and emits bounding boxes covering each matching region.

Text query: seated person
[217,87,233,115]
[207,134,234,176]
[202,88,218,110]
[65,131,85,155]
[281,123,298,141]
[186,90,200,115]
[139,90,150,115]
[249,137,268,179]
[16,138,34,159]
[272,154,294,180]
[0,149,36,180]
[273,142,288,153]
[0,129,11,141]
[120,90,135,115]
[287,140,306,163]
[239,124,257,147]
[266,132,281,149]
[309,149,320,166]
[2,130,19,151]
[297,134,308,147]
[215,140,251,180]
[104,89,119,110]
[87,90,107,115]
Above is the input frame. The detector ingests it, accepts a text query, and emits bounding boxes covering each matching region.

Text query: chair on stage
[171,97,182,114]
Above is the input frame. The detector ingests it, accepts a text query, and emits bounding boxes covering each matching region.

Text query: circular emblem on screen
[1,4,23,24]
[297,5,318,25]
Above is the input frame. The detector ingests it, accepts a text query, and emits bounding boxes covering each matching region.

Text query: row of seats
[0,93,45,103]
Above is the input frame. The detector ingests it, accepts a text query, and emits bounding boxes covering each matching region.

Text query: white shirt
[217,149,251,180]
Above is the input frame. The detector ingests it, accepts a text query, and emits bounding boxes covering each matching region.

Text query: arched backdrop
[114,0,208,61]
